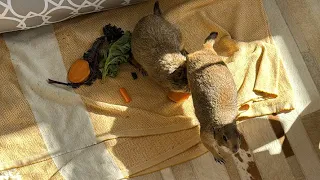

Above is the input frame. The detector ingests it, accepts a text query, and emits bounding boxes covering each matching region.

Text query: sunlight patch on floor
[253,139,282,155]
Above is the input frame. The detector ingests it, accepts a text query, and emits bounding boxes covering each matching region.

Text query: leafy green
[100,31,132,80]
[103,24,124,42]
[83,36,107,81]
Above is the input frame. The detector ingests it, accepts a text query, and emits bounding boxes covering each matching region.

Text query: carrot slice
[239,104,249,111]
[168,91,191,103]
[67,59,90,83]
[120,88,132,103]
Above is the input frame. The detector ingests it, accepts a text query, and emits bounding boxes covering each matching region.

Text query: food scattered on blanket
[67,59,90,83]
[128,58,149,77]
[239,104,250,111]
[131,0,189,93]
[119,87,132,103]
[167,91,190,103]
[103,24,124,41]
[187,32,241,164]
[100,31,132,80]
[131,72,138,80]
[82,36,106,82]
[47,79,82,88]
[47,24,132,88]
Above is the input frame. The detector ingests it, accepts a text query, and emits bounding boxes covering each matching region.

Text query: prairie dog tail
[154,1,162,16]
[204,32,218,50]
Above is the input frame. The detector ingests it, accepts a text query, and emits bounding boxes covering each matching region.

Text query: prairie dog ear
[204,32,218,49]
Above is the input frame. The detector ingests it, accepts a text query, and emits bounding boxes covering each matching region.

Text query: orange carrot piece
[119,88,132,103]
[68,59,90,83]
[168,91,191,103]
[239,104,249,111]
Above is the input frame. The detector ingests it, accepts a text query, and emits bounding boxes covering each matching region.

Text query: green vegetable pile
[99,31,131,80]
[85,24,132,81]
[48,24,132,88]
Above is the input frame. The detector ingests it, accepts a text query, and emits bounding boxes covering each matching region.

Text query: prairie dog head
[165,53,189,92]
[214,123,241,153]
[201,122,241,154]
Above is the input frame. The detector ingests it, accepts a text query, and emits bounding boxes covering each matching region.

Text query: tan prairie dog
[131,1,189,92]
[187,32,241,164]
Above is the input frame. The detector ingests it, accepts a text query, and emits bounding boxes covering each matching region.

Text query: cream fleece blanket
[0,0,293,179]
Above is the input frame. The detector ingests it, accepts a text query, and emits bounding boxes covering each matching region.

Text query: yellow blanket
[0,0,294,179]
[164,0,294,119]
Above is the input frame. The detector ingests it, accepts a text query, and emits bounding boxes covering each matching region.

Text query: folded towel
[230,41,294,119]
[164,0,294,119]
[0,0,294,178]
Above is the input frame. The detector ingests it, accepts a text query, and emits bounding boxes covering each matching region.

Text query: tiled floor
[130,0,320,179]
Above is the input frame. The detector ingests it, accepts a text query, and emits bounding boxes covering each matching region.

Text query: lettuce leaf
[100,31,131,79]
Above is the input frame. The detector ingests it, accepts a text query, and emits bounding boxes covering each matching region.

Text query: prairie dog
[131,1,189,92]
[187,32,241,163]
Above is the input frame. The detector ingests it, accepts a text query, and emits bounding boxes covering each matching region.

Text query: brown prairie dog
[187,32,241,163]
[131,1,189,93]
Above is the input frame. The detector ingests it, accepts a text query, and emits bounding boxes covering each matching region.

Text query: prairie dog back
[187,32,240,159]
[131,1,188,92]
[131,15,183,70]
[187,38,238,127]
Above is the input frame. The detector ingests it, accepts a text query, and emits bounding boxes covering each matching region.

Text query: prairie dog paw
[139,68,148,76]
[214,155,225,164]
